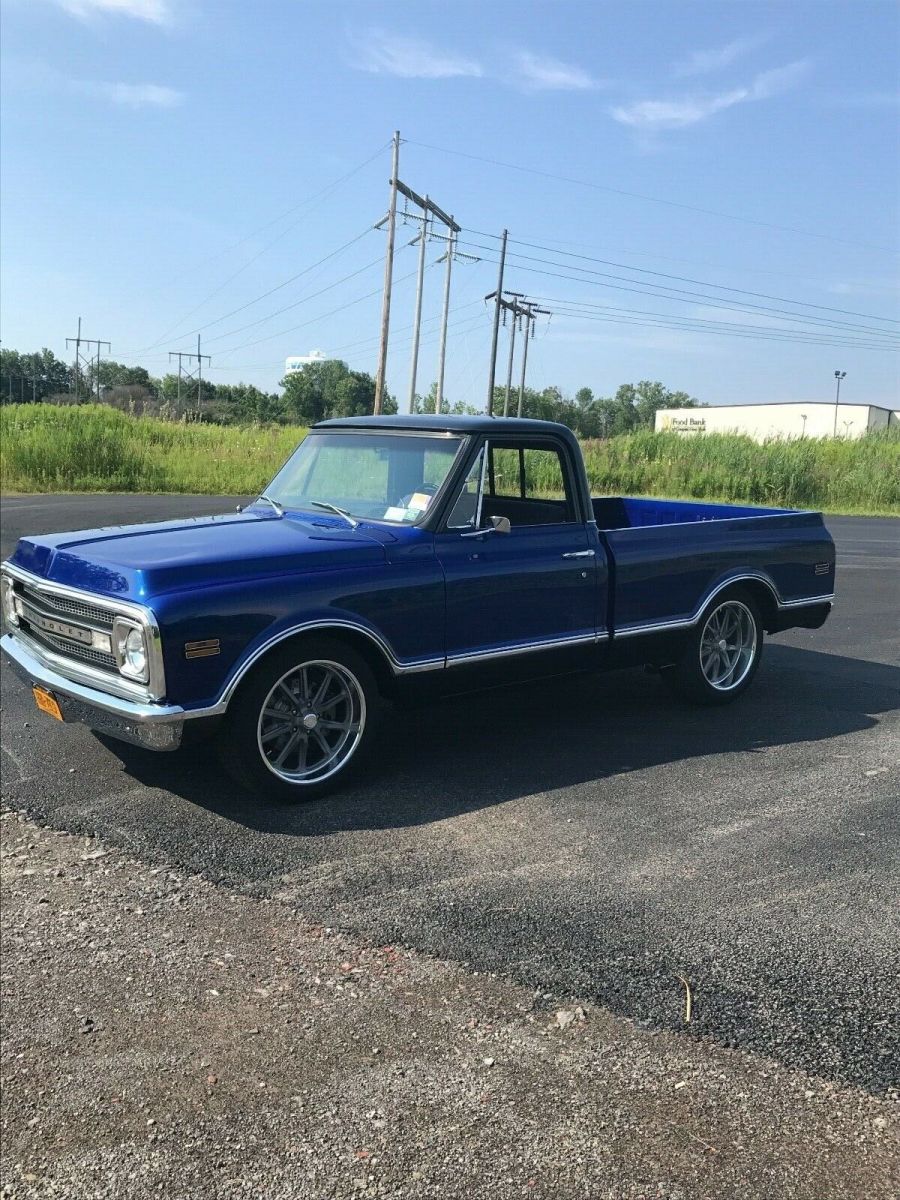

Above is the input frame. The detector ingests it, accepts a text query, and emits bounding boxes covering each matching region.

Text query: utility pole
[68,316,81,402]
[503,293,524,416]
[435,223,455,414]
[518,311,531,418]
[485,229,508,415]
[66,318,109,404]
[373,149,462,414]
[169,335,210,417]
[486,289,549,417]
[372,131,465,414]
[833,370,846,436]
[407,201,430,413]
[517,300,550,417]
[374,130,401,414]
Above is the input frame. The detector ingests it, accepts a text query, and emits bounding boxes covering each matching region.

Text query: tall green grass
[1,403,897,513]
[576,428,900,514]
[0,404,305,495]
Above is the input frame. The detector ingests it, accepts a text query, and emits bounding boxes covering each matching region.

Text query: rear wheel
[664,587,763,705]
[217,636,383,802]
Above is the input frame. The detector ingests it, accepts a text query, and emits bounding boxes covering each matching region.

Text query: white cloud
[3,57,183,108]
[351,30,483,79]
[673,36,766,78]
[611,59,810,130]
[53,0,171,23]
[76,80,183,106]
[749,61,810,100]
[513,51,600,91]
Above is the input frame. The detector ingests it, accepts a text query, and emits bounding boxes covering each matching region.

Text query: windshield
[263,431,466,524]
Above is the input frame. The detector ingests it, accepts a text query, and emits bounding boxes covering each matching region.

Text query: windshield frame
[260,427,472,529]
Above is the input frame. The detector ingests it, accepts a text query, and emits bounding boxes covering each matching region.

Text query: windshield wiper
[255,493,284,517]
[310,500,359,529]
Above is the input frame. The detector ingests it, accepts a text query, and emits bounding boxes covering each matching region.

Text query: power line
[465,229,900,325]
[538,296,898,349]
[66,318,110,403]
[199,311,489,376]
[214,260,425,359]
[139,143,391,352]
[406,139,897,253]
[198,141,391,267]
[454,242,900,340]
[199,255,385,347]
[168,336,211,412]
[546,306,899,353]
[155,227,377,346]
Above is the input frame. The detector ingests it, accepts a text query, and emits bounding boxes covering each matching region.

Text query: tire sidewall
[218,635,383,802]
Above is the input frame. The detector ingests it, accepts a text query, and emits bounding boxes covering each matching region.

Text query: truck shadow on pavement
[112,641,899,838]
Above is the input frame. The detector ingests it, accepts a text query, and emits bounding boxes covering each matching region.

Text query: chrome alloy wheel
[256,659,366,784]
[699,600,757,692]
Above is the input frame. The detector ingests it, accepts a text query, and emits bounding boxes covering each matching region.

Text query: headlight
[113,618,148,682]
[0,576,19,627]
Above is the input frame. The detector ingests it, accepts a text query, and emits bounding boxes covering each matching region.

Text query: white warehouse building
[655,401,897,441]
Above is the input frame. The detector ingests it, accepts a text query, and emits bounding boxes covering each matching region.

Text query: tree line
[1,346,698,437]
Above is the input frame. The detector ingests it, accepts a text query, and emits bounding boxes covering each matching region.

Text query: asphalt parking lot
[1,496,898,1096]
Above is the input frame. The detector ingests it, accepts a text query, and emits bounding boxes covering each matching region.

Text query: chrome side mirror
[460,514,511,538]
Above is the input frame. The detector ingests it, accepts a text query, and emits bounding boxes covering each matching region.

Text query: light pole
[800,413,807,438]
[833,370,846,436]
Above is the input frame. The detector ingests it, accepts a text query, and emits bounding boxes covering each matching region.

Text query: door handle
[561,549,596,559]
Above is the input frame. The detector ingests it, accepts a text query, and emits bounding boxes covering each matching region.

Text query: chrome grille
[26,626,118,671]
[20,583,113,629]
[13,579,118,675]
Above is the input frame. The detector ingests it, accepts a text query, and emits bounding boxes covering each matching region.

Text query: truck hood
[7,509,390,602]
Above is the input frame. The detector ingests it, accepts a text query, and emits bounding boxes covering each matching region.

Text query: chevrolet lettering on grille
[23,607,94,647]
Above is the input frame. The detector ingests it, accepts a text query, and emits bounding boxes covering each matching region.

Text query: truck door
[433,437,606,664]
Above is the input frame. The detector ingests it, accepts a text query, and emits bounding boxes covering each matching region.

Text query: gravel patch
[2,810,897,1200]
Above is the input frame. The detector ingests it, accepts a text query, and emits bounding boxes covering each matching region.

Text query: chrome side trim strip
[614,618,695,640]
[446,631,607,668]
[615,574,835,640]
[217,619,445,706]
[779,592,835,609]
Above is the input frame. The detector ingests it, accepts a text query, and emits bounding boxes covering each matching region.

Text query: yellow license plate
[33,686,63,721]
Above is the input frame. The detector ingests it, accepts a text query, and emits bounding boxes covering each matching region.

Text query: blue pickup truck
[1,415,835,800]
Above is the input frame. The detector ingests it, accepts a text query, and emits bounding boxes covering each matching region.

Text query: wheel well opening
[732,579,779,632]
[237,627,395,698]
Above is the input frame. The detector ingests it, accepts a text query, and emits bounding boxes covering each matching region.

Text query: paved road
[2,496,898,1094]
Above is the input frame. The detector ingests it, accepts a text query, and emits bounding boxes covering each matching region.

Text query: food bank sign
[660,414,707,433]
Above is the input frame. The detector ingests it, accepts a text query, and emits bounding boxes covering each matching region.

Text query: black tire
[216,635,384,802]
[664,586,763,705]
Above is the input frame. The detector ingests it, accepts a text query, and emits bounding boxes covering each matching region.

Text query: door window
[486,443,577,525]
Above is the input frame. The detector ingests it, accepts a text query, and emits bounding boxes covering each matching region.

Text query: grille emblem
[24,608,94,646]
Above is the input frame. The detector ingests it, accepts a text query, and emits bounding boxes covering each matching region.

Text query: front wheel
[216,636,383,802]
[664,588,763,705]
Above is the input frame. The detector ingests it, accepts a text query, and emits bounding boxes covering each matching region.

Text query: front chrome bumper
[1,632,186,751]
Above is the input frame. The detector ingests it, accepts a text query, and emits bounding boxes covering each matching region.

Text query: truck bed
[592,495,794,530]
[590,496,833,638]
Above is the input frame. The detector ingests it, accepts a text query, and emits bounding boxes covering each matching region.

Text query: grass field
[1,403,898,515]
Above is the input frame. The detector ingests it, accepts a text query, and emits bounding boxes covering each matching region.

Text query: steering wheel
[398,484,438,508]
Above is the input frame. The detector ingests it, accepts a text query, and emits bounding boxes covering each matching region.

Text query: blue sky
[2,0,898,410]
